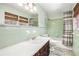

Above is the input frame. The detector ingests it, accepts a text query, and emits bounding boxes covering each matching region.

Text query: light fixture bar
[17,3,37,13]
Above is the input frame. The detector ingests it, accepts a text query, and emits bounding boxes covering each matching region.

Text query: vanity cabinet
[33,41,50,56]
[0,12,28,26]
[74,3,79,17]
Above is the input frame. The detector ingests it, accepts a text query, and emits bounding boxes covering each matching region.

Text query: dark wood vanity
[74,3,79,17]
[33,41,50,56]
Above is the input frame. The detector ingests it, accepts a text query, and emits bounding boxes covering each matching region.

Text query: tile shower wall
[47,18,63,39]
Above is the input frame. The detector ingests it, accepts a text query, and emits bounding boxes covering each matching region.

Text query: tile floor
[49,41,74,56]
[49,48,74,56]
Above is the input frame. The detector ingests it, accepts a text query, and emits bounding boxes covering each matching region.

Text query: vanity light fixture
[18,3,37,13]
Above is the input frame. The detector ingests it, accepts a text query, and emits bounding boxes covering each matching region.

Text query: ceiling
[0,3,76,19]
[39,3,76,19]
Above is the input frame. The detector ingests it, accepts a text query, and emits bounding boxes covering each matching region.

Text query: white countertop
[0,36,49,56]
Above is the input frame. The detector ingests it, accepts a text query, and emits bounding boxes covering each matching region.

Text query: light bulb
[30,9,34,12]
[25,5,29,10]
[29,3,33,8]
[18,3,23,6]
[33,6,37,11]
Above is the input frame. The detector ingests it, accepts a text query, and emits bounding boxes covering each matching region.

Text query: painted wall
[73,18,79,56]
[73,30,79,55]
[36,4,48,34]
[47,18,63,39]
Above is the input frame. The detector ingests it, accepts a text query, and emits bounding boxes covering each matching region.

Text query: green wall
[72,18,79,56]
[47,18,63,39]
[36,4,47,34]
[73,30,79,55]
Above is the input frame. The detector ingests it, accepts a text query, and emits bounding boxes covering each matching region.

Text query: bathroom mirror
[29,16,38,27]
